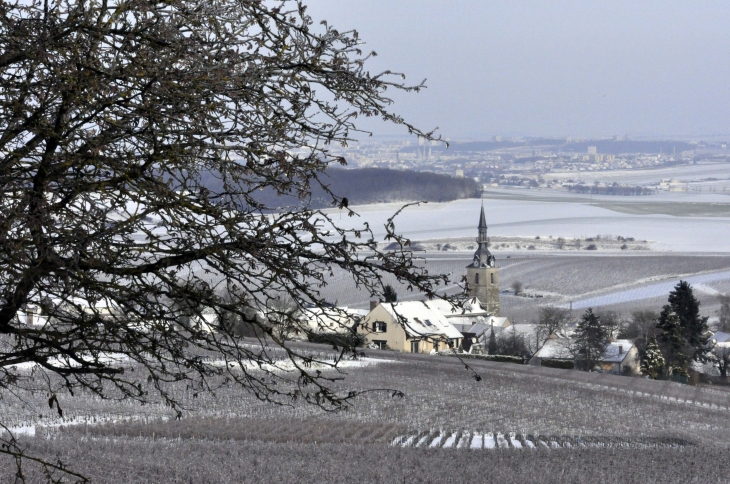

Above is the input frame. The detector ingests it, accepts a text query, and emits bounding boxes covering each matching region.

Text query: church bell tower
[466,204,500,315]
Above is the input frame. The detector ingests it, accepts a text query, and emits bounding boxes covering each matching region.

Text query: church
[358,205,508,353]
[465,204,500,315]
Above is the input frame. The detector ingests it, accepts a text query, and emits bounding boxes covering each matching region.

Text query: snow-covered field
[543,161,730,186]
[324,191,730,252]
[316,252,730,323]
[567,269,730,310]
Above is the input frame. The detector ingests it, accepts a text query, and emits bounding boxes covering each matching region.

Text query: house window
[475,273,480,284]
[372,321,387,333]
[490,273,494,284]
[372,340,387,349]
[410,340,420,353]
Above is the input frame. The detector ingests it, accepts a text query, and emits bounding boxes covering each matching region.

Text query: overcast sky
[306,1,730,140]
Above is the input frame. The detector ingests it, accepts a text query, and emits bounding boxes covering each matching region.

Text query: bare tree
[511,280,523,296]
[595,309,623,340]
[712,346,730,379]
[718,294,730,332]
[0,1,449,479]
[535,306,569,345]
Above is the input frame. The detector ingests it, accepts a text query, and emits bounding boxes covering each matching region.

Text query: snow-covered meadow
[323,191,730,252]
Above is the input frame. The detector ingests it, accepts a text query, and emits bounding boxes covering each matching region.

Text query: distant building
[587,146,597,155]
[465,205,500,315]
[455,168,464,178]
[530,338,640,374]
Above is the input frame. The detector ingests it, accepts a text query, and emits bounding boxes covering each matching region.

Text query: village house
[298,306,368,336]
[530,337,640,374]
[358,300,463,353]
[710,331,730,348]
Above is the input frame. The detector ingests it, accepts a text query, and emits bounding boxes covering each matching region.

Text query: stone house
[358,301,463,353]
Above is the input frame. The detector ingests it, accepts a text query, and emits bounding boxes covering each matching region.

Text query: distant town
[320,136,730,194]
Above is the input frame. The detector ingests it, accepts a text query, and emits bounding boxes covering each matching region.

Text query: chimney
[370,300,378,311]
[618,345,623,355]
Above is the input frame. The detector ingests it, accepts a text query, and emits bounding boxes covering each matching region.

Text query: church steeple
[478,204,488,242]
[465,204,500,315]
[469,203,495,269]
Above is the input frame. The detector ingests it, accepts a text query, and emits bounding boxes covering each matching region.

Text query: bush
[541,358,575,369]
[586,244,597,250]
[308,333,364,347]
[621,244,628,250]
[527,245,536,250]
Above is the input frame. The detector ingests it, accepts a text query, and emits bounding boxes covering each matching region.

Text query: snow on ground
[543,161,730,186]
[209,357,394,374]
[566,269,730,309]
[322,194,730,253]
[7,353,129,372]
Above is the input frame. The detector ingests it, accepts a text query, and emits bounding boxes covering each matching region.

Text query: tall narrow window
[490,273,494,284]
[475,273,480,284]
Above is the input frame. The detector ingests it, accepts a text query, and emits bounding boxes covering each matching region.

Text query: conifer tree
[657,281,709,363]
[641,336,665,379]
[658,312,690,377]
[383,285,398,303]
[571,308,610,371]
[488,325,498,355]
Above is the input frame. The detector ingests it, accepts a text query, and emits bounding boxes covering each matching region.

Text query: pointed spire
[478,203,487,230]
[469,203,494,269]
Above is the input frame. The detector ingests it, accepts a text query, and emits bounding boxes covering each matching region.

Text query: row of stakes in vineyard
[392,431,687,450]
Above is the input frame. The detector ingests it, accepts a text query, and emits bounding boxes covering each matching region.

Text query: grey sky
[307,1,730,139]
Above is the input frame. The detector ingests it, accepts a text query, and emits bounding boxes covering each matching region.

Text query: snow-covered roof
[536,338,635,362]
[712,331,730,344]
[301,306,360,333]
[381,301,463,340]
[447,315,509,329]
[425,297,490,317]
[535,338,573,359]
[602,340,635,363]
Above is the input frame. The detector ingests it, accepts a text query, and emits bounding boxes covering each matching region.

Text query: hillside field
[3,347,730,483]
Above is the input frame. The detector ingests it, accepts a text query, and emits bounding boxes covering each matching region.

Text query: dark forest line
[200,168,481,210]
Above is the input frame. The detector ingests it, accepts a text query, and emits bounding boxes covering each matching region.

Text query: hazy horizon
[307,1,730,140]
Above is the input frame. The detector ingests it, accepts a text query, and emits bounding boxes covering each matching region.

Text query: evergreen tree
[572,308,610,371]
[658,312,690,377]
[383,285,398,303]
[488,325,498,355]
[640,336,665,379]
[657,281,709,363]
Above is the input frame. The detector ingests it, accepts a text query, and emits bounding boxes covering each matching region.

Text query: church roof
[468,203,494,269]
[478,204,488,230]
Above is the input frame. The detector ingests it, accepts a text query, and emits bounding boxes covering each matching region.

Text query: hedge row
[541,358,574,369]
[439,353,526,365]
